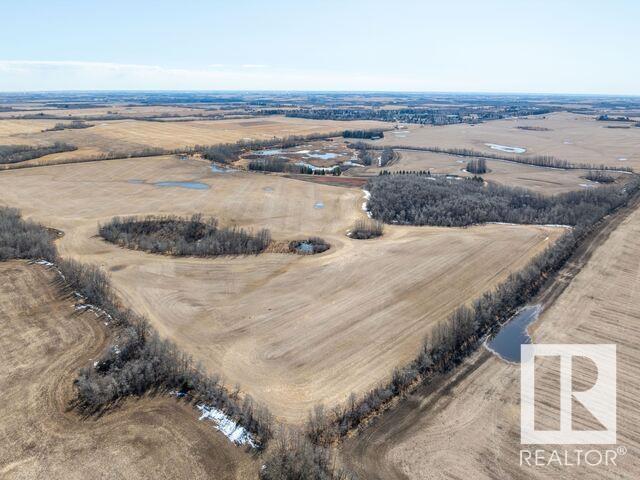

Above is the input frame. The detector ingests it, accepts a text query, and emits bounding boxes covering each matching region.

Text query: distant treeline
[366,175,638,227]
[0,142,77,164]
[342,129,384,139]
[0,208,273,447]
[281,106,553,125]
[100,214,272,256]
[351,143,634,172]
[42,120,94,132]
[306,172,640,445]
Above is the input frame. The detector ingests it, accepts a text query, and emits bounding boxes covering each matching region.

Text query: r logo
[520,344,616,444]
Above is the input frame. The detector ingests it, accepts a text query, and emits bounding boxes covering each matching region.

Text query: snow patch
[361,189,372,218]
[197,405,257,448]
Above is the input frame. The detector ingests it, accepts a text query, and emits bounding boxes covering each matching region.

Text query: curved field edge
[0,261,259,480]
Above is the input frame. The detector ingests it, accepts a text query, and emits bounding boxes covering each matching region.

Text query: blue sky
[1,0,638,94]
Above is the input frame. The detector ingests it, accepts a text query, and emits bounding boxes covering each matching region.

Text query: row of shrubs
[306,176,640,444]
[99,214,272,256]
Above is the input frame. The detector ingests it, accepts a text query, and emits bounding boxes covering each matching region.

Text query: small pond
[154,181,210,190]
[485,305,541,363]
[314,201,324,209]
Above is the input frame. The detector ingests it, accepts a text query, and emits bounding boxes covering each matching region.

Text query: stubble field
[0,115,388,166]
[0,154,562,423]
[375,112,639,171]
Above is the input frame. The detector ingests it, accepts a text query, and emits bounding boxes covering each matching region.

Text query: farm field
[342,197,640,480]
[0,261,258,480]
[0,155,563,423]
[374,112,639,170]
[363,149,620,194]
[0,115,388,166]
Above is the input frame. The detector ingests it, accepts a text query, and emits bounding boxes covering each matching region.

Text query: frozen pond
[154,181,210,190]
[485,143,527,154]
[485,305,541,363]
[296,242,315,254]
[306,152,339,160]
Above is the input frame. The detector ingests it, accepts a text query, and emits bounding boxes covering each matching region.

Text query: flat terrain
[374,112,639,170]
[0,155,562,423]
[342,199,640,479]
[0,261,258,480]
[0,115,388,166]
[360,149,615,194]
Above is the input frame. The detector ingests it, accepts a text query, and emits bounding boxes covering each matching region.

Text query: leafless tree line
[99,214,272,256]
[366,174,640,227]
[0,142,77,164]
[42,120,94,132]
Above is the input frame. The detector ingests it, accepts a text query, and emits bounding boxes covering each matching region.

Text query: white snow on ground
[197,405,257,448]
[486,222,573,229]
[485,143,527,154]
[361,189,373,218]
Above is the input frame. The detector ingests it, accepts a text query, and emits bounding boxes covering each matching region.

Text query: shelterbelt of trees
[100,214,272,256]
[366,174,639,227]
[0,142,77,164]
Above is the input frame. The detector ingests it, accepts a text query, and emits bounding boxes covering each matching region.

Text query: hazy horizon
[2,0,638,95]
